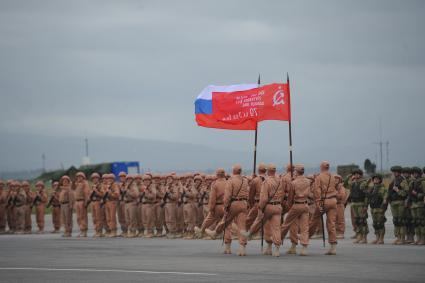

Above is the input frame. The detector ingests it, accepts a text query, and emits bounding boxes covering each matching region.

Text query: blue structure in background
[111,161,140,180]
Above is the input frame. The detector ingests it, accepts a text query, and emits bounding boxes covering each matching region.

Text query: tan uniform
[308,172,338,244]
[200,183,211,219]
[141,183,156,236]
[154,184,166,235]
[246,175,264,230]
[104,183,120,234]
[117,182,128,234]
[24,190,33,233]
[74,180,90,234]
[136,182,144,235]
[59,185,74,235]
[195,184,204,227]
[176,183,184,234]
[250,176,285,246]
[0,189,7,232]
[281,175,311,246]
[336,183,348,236]
[200,178,226,232]
[89,183,104,235]
[124,182,140,235]
[50,189,62,231]
[34,191,48,232]
[14,189,27,233]
[183,184,198,236]
[164,183,180,235]
[215,175,249,246]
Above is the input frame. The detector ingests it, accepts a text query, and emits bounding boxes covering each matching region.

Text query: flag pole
[287,73,293,179]
[253,74,260,175]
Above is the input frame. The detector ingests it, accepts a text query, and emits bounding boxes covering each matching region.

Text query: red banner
[211,83,291,127]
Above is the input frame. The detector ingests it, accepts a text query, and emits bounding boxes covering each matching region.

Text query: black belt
[215,202,223,205]
[294,201,308,204]
[326,196,337,199]
[254,199,260,203]
[76,199,85,202]
[231,198,247,201]
[142,202,153,204]
[268,201,281,205]
[125,200,135,203]
[53,204,60,208]
[61,201,69,205]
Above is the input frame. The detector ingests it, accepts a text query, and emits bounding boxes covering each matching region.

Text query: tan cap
[35,181,44,188]
[90,172,100,179]
[143,174,152,180]
[61,175,71,182]
[267,163,277,171]
[295,164,304,170]
[194,175,203,181]
[320,161,330,169]
[101,174,109,179]
[75,172,86,179]
[22,181,30,187]
[134,174,142,180]
[126,174,134,180]
[258,163,267,171]
[216,168,225,175]
[107,173,116,180]
[118,172,127,177]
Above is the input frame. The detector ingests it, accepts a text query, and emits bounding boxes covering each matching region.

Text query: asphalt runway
[0,210,424,283]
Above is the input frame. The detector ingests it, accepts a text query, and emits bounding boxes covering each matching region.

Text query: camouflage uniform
[367,174,388,244]
[407,167,424,245]
[388,166,409,244]
[347,170,369,243]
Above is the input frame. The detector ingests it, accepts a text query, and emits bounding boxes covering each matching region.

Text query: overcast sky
[0,0,424,171]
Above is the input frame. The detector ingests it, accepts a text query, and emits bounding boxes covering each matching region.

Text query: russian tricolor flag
[194,84,258,130]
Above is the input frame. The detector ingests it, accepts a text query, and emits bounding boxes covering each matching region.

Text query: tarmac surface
[0,209,424,283]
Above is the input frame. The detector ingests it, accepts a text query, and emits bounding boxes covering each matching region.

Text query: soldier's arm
[208,185,217,211]
[223,182,232,209]
[248,179,257,207]
[258,181,269,210]
[399,180,409,197]
[286,182,295,208]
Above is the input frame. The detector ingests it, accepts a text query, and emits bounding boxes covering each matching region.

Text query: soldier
[74,172,90,237]
[206,164,249,256]
[135,174,145,237]
[117,172,128,237]
[59,176,74,237]
[33,181,48,233]
[347,169,369,244]
[280,165,311,256]
[88,173,104,237]
[6,180,16,233]
[49,181,61,233]
[162,175,180,239]
[335,175,348,239]
[388,166,409,244]
[308,161,338,255]
[407,167,424,245]
[196,174,205,227]
[104,173,120,237]
[195,168,226,238]
[13,182,27,234]
[140,174,156,238]
[402,167,414,244]
[182,175,199,239]
[22,181,33,234]
[243,164,286,257]
[153,174,165,237]
[0,180,6,234]
[246,163,267,231]
[123,175,139,238]
[368,173,388,244]
[200,176,213,220]
[281,164,300,248]
[176,174,187,236]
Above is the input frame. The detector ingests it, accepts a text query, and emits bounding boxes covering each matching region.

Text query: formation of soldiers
[0,162,424,257]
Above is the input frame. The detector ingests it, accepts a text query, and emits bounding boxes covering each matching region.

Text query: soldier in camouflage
[347,169,369,244]
[388,166,409,244]
[407,167,424,245]
[367,174,388,244]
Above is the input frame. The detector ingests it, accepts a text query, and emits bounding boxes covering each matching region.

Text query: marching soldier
[117,172,128,237]
[368,173,388,244]
[243,164,286,257]
[13,182,27,234]
[401,167,414,243]
[281,164,299,249]
[280,165,311,256]
[308,161,338,255]
[407,167,424,245]
[74,172,90,237]
[22,181,33,234]
[49,181,61,233]
[104,174,120,237]
[335,175,348,239]
[89,173,105,237]
[246,163,266,231]
[162,175,180,239]
[59,176,74,237]
[33,181,48,233]
[200,176,213,220]
[347,169,369,244]
[135,174,144,237]
[123,175,139,238]
[0,180,7,234]
[195,168,226,238]
[153,174,166,237]
[388,166,409,244]
[6,180,16,233]
[182,175,199,239]
[140,174,156,238]
[176,174,187,236]
[206,164,249,256]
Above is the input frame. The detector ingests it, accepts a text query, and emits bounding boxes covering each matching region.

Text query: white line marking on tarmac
[0,267,217,276]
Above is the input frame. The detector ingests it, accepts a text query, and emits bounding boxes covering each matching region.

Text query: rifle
[178,191,186,207]
[160,192,170,208]
[85,190,97,209]
[46,195,55,209]
[319,175,332,247]
[6,196,15,209]
[31,194,41,209]
[198,191,207,207]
